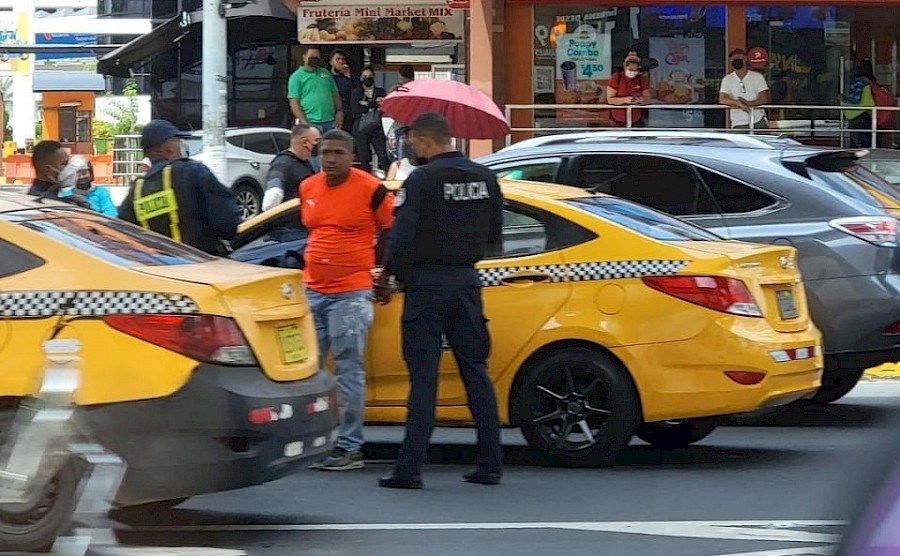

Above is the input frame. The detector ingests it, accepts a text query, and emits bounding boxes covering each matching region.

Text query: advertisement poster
[554,25,612,123]
[648,37,706,128]
[297,5,464,43]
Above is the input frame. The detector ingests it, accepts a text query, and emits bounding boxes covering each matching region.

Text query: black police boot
[462,470,502,485]
[378,474,423,489]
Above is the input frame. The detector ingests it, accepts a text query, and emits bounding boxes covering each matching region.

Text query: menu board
[648,37,706,128]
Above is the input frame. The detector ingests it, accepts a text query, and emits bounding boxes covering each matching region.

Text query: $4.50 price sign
[580,62,605,79]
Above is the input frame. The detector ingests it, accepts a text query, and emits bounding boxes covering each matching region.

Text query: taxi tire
[0,458,81,553]
[518,348,640,467]
[635,418,718,450]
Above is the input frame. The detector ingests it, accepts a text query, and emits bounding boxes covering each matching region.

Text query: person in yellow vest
[118,120,240,255]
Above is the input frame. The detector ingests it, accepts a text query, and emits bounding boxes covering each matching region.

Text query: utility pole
[202,0,227,184]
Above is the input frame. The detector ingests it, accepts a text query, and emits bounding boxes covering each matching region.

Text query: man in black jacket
[118,119,240,255]
[262,124,320,211]
[350,66,390,173]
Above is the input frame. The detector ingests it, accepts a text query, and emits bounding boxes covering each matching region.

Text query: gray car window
[242,133,279,155]
[574,155,718,216]
[493,158,561,183]
[273,132,291,152]
[696,168,777,213]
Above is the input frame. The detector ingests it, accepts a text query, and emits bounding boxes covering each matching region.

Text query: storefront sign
[554,26,611,105]
[297,5,464,43]
[748,46,768,69]
[296,0,466,7]
[648,37,706,128]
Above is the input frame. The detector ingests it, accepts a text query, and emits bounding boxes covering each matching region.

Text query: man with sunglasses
[719,48,770,130]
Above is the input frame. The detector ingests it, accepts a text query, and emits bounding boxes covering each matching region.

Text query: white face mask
[625,70,639,79]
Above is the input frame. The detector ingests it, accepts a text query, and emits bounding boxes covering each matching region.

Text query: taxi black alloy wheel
[635,418,718,450]
[518,348,640,467]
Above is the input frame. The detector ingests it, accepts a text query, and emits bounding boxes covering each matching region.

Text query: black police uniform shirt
[388,151,503,286]
[118,158,241,255]
[266,149,314,202]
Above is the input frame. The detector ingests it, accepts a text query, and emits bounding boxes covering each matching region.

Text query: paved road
[43,381,900,556]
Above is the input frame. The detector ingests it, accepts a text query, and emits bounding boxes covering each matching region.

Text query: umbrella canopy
[380,79,510,140]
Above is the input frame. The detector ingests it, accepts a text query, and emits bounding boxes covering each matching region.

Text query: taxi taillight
[642,276,763,317]
[104,314,258,366]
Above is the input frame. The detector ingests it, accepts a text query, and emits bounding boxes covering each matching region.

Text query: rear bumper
[76,365,339,506]
[618,322,823,423]
[806,274,900,362]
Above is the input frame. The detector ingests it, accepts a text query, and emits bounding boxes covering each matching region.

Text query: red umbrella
[380,79,510,140]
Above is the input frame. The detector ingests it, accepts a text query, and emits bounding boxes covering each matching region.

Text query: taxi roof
[0,191,68,213]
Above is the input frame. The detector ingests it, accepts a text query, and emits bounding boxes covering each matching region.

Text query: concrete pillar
[468,0,493,158]
[12,0,35,150]
[202,0,228,184]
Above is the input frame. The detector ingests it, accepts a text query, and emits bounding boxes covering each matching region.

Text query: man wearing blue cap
[119,119,240,255]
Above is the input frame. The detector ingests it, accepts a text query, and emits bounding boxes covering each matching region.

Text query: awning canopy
[33,71,107,92]
[98,15,189,78]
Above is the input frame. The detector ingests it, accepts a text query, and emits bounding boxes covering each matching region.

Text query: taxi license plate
[276,324,307,364]
[776,290,798,320]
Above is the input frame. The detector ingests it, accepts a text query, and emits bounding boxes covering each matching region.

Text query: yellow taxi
[234,179,823,465]
[0,194,337,552]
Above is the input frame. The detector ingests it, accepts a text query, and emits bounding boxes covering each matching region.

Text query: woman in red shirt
[607,52,651,127]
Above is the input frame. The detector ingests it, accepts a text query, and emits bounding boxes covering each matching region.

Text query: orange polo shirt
[299,168,394,294]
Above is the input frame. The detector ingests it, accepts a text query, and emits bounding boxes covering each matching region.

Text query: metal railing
[503,103,900,149]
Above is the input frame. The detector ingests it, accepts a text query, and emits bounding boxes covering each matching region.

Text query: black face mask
[310,142,319,157]
[362,77,375,87]
[75,176,92,190]
[732,59,745,70]
[308,56,324,68]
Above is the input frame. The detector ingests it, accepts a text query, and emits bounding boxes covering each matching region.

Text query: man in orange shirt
[301,129,394,471]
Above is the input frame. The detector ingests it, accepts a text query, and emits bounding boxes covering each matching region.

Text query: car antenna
[587,173,628,195]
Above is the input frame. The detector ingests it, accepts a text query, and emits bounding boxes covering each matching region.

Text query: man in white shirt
[718,48,770,130]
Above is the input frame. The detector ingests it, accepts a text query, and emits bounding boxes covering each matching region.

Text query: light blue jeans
[305,288,373,453]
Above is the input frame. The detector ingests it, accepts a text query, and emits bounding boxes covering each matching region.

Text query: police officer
[119,120,241,255]
[377,112,504,490]
[261,124,320,212]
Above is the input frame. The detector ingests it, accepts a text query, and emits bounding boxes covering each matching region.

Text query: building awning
[98,15,189,78]
[33,71,107,92]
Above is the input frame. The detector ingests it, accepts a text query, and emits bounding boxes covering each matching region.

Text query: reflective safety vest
[132,164,182,243]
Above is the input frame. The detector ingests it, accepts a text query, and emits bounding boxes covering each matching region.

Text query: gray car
[479,131,900,403]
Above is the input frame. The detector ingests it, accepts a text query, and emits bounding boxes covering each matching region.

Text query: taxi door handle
[499,272,552,286]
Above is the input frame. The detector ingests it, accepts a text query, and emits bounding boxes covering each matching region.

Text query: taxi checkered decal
[478,260,689,287]
[568,260,690,281]
[0,291,200,318]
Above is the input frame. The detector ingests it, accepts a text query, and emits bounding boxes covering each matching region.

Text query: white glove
[262,187,284,211]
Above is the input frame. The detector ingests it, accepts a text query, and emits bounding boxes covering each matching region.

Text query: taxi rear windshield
[1,208,214,267]
[566,197,720,241]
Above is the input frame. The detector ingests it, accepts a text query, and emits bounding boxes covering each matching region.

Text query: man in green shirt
[288,46,345,133]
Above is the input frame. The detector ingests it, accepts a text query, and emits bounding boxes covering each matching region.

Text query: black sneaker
[316,448,365,471]
[462,470,501,485]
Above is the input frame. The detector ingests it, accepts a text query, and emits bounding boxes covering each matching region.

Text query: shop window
[574,154,718,216]
[531,5,726,130]
[697,167,776,213]
[58,110,92,144]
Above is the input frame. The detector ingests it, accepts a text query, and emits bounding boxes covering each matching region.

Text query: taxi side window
[502,210,547,256]
[0,239,45,278]
[485,203,596,259]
